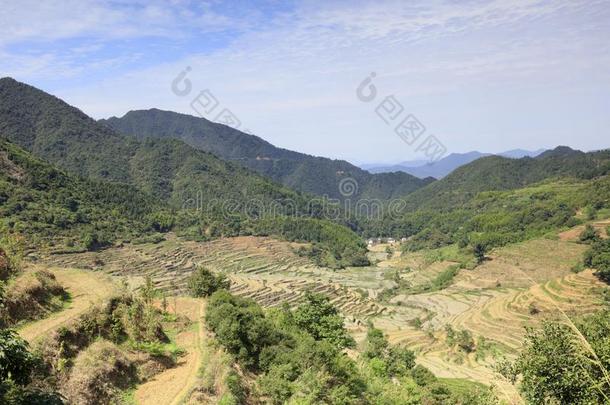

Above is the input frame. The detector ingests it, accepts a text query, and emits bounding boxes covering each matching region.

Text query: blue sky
[1,0,609,164]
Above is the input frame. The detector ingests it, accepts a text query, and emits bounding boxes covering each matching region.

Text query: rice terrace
[2,1,610,404]
[31,217,609,403]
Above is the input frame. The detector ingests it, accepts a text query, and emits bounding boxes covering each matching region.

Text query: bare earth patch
[134,298,205,405]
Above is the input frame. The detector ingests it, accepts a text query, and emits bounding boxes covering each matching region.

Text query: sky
[1,0,609,164]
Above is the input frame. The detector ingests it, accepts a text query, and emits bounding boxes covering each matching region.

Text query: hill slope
[100,109,433,200]
[0,137,165,249]
[0,78,369,266]
[0,78,311,212]
[400,147,610,211]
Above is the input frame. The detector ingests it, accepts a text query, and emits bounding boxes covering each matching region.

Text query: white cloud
[2,0,609,162]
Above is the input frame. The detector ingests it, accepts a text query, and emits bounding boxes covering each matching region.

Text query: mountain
[0,77,371,267]
[0,137,166,249]
[500,148,545,159]
[360,145,610,251]
[0,78,310,210]
[99,109,433,200]
[363,149,545,179]
[399,146,610,211]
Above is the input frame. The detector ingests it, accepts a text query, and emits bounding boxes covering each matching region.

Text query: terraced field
[39,229,607,404]
[41,235,386,319]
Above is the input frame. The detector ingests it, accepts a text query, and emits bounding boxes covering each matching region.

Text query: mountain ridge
[363,149,546,178]
[100,108,433,200]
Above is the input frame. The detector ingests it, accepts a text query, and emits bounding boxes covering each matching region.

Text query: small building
[387,238,396,244]
[401,237,408,243]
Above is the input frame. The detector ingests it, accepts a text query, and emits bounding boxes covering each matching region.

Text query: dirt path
[17,267,118,343]
[559,219,610,241]
[135,298,205,405]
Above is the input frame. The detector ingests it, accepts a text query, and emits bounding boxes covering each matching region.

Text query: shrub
[579,224,599,243]
[1,270,68,326]
[410,364,437,386]
[205,290,280,369]
[584,239,610,282]
[472,242,487,264]
[188,267,230,298]
[515,316,610,404]
[0,329,34,385]
[456,330,475,353]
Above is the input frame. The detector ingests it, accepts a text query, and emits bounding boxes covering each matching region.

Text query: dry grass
[2,269,68,325]
[134,298,204,405]
[17,267,118,343]
[64,340,137,405]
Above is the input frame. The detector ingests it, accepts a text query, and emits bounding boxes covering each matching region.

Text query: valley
[29,219,608,404]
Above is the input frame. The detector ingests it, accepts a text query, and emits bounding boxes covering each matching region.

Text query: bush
[410,364,437,386]
[188,267,230,298]
[205,290,280,369]
[1,270,68,326]
[515,315,610,404]
[579,224,599,243]
[472,242,487,264]
[456,330,475,353]
[584,238,610,282]
[0,329,34,385]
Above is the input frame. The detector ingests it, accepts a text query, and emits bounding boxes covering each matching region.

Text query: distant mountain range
[361,149,545,179]
[100,109,433,201]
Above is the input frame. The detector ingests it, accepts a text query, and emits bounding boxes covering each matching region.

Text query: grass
[439,378,489,394]
[423,244,476,268]
[408,264,462,294]
[118,388,137,405]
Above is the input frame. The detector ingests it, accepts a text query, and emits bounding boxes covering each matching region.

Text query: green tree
[140,275,156,304]
[472,242,487,264]
[0,329,33,385]
[584,238,610,282]
[579,224,599,243]
[293,292,355,349]
[515,317,610,404]
[205,290,280,369]
[188,267,230,298]
[363,326,389,360]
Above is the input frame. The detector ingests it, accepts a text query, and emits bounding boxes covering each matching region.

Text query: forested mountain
[0,78,368,266]
[361,146,610,251]
[0,138,166,249]
[0,78,311,211]
[100,109,433,200]
[399,146,610,211]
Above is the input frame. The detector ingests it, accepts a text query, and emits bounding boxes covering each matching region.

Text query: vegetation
[363,175,610,254]
[206,289,495,404]
[507,311,610,404]
[584,238,610,282]
[101,108,432,201]
[579,224,600,243]
[187,267,230,297]
[0,78,369,267]
[1,269,69,327]
[293,292,355,349]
